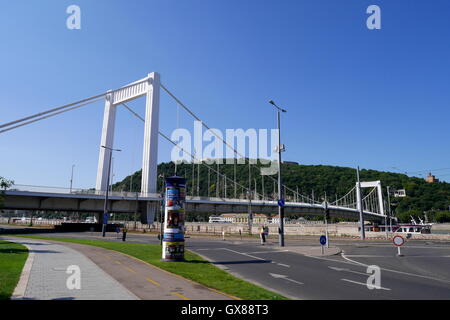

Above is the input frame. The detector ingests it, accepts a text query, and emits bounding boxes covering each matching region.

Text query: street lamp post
[387,186,392,233]
[158,174,165,245]
[101,145,122,237]
[69,164,75,193]
[269,100,287,247]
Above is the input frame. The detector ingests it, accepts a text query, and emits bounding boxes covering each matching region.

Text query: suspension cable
[0,78,148,133]
[0,98,104,134]
[121,103,260,199]
[160,83,318,202]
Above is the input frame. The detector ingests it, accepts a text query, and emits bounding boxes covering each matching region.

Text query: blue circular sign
[320,235,327,246]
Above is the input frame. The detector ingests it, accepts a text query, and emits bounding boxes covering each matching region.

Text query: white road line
[344,255,390,258]
[341,278,391,291]
[328,266,367,276]
[221,248,267,261]
[285,278,303,285]
[277,263,290,268]
[221,248,291,267]
[269,273,303,285]
[346,255,450,258]
[341,252,450,284]
[246,250,290,254]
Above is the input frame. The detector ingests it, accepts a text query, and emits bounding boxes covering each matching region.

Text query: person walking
[122,226,128,242]
[260,226,266,245]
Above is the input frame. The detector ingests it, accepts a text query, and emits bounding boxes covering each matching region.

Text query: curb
[7,240,34,300]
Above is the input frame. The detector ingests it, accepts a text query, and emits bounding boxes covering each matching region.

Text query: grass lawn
[14,235,287,300]
[0,240,29,300]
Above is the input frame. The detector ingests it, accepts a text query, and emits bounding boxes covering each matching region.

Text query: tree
[0,176,14,207]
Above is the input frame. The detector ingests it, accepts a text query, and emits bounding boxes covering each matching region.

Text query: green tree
[0,176,14,208]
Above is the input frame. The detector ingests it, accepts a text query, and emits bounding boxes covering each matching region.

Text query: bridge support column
[376,182,385,216]
[96,91,117,191]
[141,72,160,198]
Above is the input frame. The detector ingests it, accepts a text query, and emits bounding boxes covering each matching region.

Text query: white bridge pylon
[356,180,385,217]
[96,72,161,222]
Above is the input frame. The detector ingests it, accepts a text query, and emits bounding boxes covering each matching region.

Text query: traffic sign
[320,235,327,246]
[278,199,285,207]
[393,235,405,247]
[103,212,109,225]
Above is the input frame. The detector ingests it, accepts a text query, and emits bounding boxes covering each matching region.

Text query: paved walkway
[2,237,137,300]
[2,237,234,300]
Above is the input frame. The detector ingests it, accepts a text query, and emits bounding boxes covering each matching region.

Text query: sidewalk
[3,237,234,300]
[2,237,137,300]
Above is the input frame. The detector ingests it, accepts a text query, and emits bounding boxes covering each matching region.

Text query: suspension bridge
[0,72,392,224]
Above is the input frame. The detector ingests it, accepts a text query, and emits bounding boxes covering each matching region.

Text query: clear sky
[1,0,449,189]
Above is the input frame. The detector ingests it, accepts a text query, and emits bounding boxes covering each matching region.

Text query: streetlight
[356,166,365,240]
[158,173,165,245]
[101,145,122,237]
[269,100,287,247]
[69,164,75,193]
[387,186,392,233]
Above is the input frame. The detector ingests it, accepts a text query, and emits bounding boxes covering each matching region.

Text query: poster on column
[162,176,187,261]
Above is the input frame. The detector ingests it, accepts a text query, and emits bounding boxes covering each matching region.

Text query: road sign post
[393,235,405,256]
[320,235,327,255]
[322,201,330,248]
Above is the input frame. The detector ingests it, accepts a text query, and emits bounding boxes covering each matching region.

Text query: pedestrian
[264,226,269,239]
[115,226,120,239]
[122,226,128,242]
[260,226,266,245]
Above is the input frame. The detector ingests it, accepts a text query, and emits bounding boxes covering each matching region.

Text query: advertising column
[162,176,186,261]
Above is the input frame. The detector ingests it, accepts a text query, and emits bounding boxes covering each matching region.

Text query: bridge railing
[6,185,161,199]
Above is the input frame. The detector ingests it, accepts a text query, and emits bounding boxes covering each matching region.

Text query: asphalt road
[7,228,450,300]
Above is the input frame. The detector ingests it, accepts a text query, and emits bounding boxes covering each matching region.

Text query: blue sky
[1,0,449,189]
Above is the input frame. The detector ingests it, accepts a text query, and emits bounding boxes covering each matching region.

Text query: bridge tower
[356,180,385,216]
[95,72,161,223]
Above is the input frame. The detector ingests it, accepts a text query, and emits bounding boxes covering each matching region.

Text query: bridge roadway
[3,185,386,222]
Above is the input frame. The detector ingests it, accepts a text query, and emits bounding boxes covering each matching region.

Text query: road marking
[341,252,450,284]
[328,266,368,276]
[346,255,450,258]
[246,250,290,254]
[171,292,190,300]
[221,248,268,261]
[277,263,290,268]
[114,260,122,265]
[145,277,161,287]
[344,255,390,258]
[341,278,391,291]
[126,267,137,274]
[269,273,303,285]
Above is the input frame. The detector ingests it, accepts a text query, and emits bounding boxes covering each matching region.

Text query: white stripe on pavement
[341,278,391,291]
